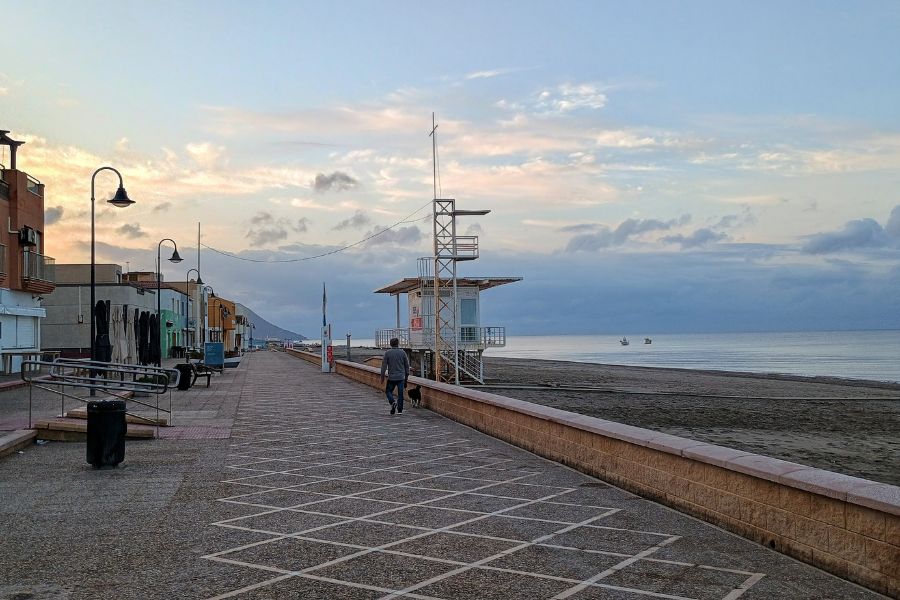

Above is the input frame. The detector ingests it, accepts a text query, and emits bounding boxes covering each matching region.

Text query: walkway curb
[0,429,37,459]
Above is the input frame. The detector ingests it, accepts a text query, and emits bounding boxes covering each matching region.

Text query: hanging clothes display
[125,306,137,364]
[110,305,123,363]
[139,311,150,365]
[94,300,112,362]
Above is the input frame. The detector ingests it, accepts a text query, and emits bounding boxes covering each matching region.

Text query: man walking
[380,337,410,414]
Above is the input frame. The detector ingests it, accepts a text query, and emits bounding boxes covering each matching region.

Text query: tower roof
[374,277,521,295]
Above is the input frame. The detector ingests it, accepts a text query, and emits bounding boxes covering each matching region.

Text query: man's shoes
[390,402,396,415]
[397,408,403,414]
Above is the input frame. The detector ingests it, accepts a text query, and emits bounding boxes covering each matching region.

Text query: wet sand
[481,357,900,486]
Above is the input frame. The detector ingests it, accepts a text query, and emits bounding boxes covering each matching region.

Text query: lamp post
[202,285,215,343]
[219,305,230,348]
[89,167,134,363]
[249,323,255,351]
[186,268,203,348]
[156,238,183,366]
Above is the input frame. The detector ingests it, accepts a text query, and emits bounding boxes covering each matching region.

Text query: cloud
[594,130,659,148]
[185,142,228,168]
[115,223,146,238]
[662,228,727,249]
[536,83,608,113]
[885,205,900,239]
[246,211,310,247]
[313,171,358,192]
[152,201,172,213]
[465,67,523,80]
[45,206,64,225]
[713,209,756,229]
[559,223,602,234]
[564,216,689,252]
[801,218,891,254]
[363,225,422,247]
[333,210,372,231]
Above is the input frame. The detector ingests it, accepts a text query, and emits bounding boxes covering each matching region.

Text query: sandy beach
[350,348,900,486]
[481,357,900,486]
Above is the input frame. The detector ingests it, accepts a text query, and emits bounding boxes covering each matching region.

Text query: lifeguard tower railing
[375,326,506,384]
[375,326,506,350]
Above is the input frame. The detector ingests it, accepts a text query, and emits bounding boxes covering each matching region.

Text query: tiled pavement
[0,352,886,599]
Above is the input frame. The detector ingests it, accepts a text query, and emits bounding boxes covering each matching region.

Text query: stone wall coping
[333,360,900,517]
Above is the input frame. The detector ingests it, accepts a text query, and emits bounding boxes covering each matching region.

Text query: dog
[407,384,422,407]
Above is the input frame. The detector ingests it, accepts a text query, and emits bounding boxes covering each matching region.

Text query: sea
[354,330,900,383]
[488,331,900,383]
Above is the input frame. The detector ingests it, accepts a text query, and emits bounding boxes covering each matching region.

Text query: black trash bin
[175,363,193,390]
[86,400,126,468]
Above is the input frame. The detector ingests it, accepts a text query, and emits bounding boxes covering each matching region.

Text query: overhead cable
[201,202,433,264]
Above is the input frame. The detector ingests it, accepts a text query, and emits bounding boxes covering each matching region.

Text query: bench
[191,363,214,387]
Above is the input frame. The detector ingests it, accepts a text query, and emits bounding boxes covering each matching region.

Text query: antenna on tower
[429,112,439,199]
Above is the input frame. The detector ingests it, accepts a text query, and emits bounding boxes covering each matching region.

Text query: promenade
[0,352,885,599]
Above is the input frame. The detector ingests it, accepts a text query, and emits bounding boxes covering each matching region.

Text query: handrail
[21,358,179,433]
[376,326,506,348]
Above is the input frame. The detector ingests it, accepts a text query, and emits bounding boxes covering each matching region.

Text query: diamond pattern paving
[197,353,883,599]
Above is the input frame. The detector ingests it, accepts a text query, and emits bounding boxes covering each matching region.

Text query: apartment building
[0,131,55,373]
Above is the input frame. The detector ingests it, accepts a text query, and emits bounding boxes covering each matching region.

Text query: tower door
[460,298,477,344]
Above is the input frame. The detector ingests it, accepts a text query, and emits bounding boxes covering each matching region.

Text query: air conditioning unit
[18,227,37,247]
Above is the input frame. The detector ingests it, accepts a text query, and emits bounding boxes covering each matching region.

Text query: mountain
[237,304,307,342]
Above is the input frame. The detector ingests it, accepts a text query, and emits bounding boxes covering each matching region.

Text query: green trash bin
[86,400,126,468]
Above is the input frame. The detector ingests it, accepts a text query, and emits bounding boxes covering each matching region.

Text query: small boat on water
[620,337,629,346]
[644,338,652,344]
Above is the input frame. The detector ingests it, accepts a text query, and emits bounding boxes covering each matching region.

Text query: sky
[2,1,899,338]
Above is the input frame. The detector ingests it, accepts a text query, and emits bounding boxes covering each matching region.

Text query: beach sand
[348,348,900,486]
[481,357,900,486]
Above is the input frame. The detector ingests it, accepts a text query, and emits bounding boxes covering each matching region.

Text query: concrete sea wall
[286,349,900,596]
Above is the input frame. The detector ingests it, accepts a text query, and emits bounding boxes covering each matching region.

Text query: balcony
[0,244,6,281]
[26,174,43,197]
[375,326,506,350]
[0,178,8,200]
[21,250,56,294]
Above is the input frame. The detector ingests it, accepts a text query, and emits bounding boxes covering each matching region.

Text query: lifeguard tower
[374,115,521,384]
[374,258,520,384]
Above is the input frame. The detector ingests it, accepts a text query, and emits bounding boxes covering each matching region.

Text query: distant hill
[237,304,306,342]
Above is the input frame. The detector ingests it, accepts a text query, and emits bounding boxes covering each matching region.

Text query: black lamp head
[195,274,204,285]
[108,186,135,208]
[168,249,183,263]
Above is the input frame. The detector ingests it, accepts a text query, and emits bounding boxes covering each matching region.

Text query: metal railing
[375,328,411,348]
[375,326,505,348]
[451,235,479,260]
[22,250,55,282]
[21,358,179,434]
[26,173,42,196]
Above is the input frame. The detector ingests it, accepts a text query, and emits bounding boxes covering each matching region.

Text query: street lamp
[156,238,183,366]
[186,268,203,348]
[202,285,215,343]
[219,305,230,347]
[89,167,134,363]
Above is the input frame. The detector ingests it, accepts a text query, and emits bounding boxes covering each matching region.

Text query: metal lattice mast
[429,114,459,384]
[427,114,491,384]
[433,198,459,384]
